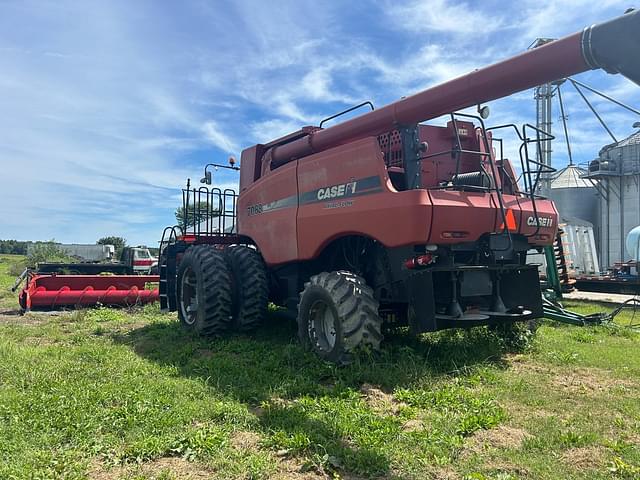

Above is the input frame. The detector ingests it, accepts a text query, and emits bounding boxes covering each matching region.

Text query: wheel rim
[180,266,198,325]
[309,299,337,351]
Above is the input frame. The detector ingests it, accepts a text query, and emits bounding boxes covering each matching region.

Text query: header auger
[160,10,640,364]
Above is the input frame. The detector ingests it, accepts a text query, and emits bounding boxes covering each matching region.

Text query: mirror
[478,105,490,120]
[200,171,212,185]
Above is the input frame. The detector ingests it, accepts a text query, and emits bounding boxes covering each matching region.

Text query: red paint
[237,161,299,265]
[133,259,154,266]
[240,126,559,266]
[18,274,159,310]
[404,254,435,269]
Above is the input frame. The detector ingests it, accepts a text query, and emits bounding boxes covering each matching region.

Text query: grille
[378,130,404,167]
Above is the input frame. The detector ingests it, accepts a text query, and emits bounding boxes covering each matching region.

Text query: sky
[1,0,639,246]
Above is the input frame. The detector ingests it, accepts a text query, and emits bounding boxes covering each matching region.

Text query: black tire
[226,245,268,332]
[297,271,383,364]
[176,245,232,335]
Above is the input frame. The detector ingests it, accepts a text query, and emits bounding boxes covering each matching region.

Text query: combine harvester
[158,10,640,363]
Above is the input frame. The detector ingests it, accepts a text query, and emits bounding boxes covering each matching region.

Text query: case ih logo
[526,216,554,228]
[316,181,357,201]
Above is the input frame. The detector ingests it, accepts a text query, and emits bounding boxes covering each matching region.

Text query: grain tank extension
[160,10,640,363]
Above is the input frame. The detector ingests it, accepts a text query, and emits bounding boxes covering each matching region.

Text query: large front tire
[176,245,232,335]
[297,271,383,364]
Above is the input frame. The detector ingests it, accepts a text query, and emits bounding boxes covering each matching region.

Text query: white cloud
[202,121,239,153]
[388,0,506,36]
[249,119,303,143]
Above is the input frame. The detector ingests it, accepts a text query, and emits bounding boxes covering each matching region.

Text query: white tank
[626,225,640,261]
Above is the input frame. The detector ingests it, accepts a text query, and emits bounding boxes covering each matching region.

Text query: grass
[0,254,639,479]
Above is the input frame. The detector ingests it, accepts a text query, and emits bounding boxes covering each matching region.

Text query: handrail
[319,101,375,128]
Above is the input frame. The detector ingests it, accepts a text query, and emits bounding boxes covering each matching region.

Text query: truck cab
[121,247,158,274]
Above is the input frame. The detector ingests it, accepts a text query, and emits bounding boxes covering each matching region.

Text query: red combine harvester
[159,11,640,363]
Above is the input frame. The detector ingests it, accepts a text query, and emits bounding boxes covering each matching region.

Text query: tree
[175,201,220,228]
[26,240,71,267]
[97,236,127,258]
[0,240,28,255]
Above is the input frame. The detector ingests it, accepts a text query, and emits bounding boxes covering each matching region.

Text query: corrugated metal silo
[550,164,600,229]
[586,130,640,267]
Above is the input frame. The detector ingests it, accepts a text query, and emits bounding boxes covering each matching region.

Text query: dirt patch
[481,460,530,477]
[561,446,606,470]
[506,357,637,396]
[505,356,552,375]
[277,457,326,479]
[402,418,424,432]
[502,401,556,421]
[551,368,636,395]
[428,466,460,479]
[20,336,59,346]
[0,311,50,325]
[467,425,532,451]
[625,433,640,445]
[88,457,213,479]
[275,452,374,480]
[230,430,261,451]
[360,383,405,414]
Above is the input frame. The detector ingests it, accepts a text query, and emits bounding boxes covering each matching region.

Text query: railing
[159,225,183,255]
[181,186,238,236]
[487,123,556,237]
[487,123,555,196]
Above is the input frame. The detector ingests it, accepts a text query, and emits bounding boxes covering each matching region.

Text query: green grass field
[1,254,639,479]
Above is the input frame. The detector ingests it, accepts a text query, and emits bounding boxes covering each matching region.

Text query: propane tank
[626,225,640,261]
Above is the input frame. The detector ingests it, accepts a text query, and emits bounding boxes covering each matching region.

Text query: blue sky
[1,0,638,246]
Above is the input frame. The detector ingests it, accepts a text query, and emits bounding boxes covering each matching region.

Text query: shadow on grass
[112,310,516,476]
[115,311,512,398]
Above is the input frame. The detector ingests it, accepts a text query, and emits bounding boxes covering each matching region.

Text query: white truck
[120,247,159,274]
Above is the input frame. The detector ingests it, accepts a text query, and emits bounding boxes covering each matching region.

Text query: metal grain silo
[586,130,640,268]
[550,164,600,229]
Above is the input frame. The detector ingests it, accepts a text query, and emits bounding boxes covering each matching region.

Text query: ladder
[158,226,182,312]
[544,227,575,298]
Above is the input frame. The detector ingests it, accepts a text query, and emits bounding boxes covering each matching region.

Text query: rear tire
[297,271,383,364]
[176,245,232,335]
[226,245,269,332]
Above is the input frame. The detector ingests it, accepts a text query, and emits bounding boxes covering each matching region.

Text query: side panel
[427,190,497,243]
[500,193,558,245]
[296,138,432,261]
[514,196,558,245]
[237,161,299,265]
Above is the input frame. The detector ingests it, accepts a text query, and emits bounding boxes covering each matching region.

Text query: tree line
[0,237,128,256]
